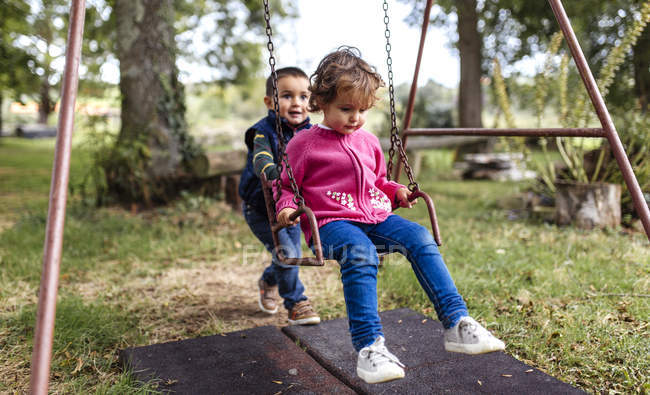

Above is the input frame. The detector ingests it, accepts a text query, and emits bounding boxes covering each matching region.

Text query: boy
[238,67,320,325]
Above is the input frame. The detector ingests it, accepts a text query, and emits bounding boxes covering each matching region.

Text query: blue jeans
[317,215,468,351]
[242,203,307,310]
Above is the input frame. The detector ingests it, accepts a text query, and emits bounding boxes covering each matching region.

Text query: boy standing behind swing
[238,67,320,325]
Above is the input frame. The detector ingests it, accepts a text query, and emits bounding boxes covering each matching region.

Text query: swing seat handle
[260,173,325,267]
[271,205,326,267]
[408,190,443,246]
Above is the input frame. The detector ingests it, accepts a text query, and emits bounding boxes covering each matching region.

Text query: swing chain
[263,0,304,207]
[382,0,418,191]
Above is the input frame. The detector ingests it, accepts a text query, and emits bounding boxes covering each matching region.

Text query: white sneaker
[444,316,505,354]
[356,336,405,384]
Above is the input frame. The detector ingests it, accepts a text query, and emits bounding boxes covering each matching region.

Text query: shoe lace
[364,344,405,368]
[459,318,490,339]
[291,301,313,317]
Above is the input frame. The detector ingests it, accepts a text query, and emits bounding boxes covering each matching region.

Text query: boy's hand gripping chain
[382,0,441,246]
[262,0,325,266]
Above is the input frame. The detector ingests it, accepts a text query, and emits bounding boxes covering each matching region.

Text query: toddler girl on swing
[276,46,505,384]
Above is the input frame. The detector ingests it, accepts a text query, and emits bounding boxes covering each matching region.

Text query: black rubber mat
[283,308,585,394]
[119,325,353,394]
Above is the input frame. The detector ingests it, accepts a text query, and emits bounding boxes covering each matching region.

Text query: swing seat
[262,171,443,267]
[260,173,326,266]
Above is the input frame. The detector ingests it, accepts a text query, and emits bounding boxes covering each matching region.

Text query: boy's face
[264,75,310,126]
[320,93,369,135]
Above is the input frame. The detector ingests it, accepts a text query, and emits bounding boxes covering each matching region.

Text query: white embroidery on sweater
[326,190,356,211]
[369,188,392,212]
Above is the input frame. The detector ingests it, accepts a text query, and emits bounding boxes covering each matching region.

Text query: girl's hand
[395,188,416,208]
[278,207,300,226]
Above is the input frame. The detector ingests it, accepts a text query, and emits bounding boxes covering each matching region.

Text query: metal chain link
[383,0,418,191]
[263,0,304,206]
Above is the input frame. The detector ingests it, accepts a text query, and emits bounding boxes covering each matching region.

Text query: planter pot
[555,181,621,229]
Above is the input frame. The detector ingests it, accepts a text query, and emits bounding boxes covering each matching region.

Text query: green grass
[379,179,649,393]
[0,137,648,393]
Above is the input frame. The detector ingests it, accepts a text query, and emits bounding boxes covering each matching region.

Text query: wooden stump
[224,174,242,212]
[555,181,621,229]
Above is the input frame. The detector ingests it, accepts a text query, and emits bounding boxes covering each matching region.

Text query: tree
[105,0,198,206]
[105,0,295,205]
[3,0,113,126]
[487,0,650,113]
[400,0,484,127]
[174,0,295,86]
[0,0,38,132]
[457,0,482,127]
[400,0,649,122]
[381,79,454,135]
[10,0,71,124]
[634,28,650,112]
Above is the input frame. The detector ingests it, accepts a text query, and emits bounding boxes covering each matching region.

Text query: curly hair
[308,46,385,112]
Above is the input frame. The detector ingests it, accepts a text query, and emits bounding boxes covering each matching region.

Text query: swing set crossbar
[403,128,607,138]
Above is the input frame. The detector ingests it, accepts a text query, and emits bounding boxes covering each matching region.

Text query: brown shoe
[258,278,279,314]
[288,300,320,325]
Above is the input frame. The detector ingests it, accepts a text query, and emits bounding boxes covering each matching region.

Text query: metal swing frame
[29,0,650,393]
[395,0,650,242]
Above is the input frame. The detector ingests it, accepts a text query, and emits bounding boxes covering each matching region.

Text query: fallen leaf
[477,380,482,386]
[516,289,531,305]
[272,380,283,384]
[525,369,533,373]
[72,358,83,374]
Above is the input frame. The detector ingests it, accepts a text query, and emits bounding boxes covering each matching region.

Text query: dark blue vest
[238,110,310,214]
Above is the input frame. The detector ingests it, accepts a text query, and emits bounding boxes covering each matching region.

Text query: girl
[276,47,504,384]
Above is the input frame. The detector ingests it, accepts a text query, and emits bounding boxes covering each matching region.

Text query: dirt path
[75,253,346,344]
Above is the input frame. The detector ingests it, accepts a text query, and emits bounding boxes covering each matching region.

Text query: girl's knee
[410,223,437,249]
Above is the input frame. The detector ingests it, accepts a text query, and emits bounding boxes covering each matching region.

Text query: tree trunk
[0,92,3,135]
[110,0,200,205]
[38,77,52,124]
[633,27,650,113]
[457,0,483,127]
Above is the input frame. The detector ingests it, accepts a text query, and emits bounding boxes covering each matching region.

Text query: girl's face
[264,75,310,126]
[320,93,369,135]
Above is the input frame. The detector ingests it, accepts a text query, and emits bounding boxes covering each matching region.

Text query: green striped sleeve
[252,132,280,180]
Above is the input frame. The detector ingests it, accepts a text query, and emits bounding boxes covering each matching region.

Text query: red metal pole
[395,0,434,182]
[404,127,606,138]
[30,1,86,393]
[549,0,650,241]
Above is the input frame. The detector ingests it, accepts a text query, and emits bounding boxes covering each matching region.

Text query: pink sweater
[276,124,405,244]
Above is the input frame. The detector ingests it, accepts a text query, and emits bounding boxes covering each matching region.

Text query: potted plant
[491,5,650,230]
